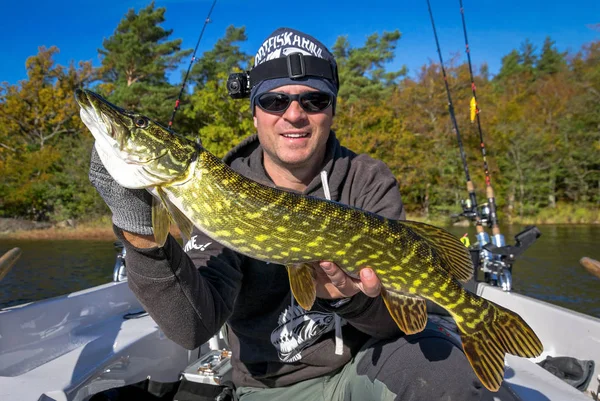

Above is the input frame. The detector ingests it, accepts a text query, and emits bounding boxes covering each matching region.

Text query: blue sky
[0,0,598,85]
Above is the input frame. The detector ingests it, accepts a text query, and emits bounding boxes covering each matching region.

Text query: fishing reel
[456,199,491,226]
[474,225,541,291]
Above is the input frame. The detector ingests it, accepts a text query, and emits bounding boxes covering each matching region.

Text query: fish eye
[134,117,148,128]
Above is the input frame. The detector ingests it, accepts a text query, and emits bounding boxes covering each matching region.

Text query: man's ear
[253,115,258,129]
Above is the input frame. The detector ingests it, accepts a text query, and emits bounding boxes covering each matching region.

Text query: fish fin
[157,191,194,241]
[455,299,543,392]
[287,263,316,310]
[401,220,473,282]
[381,288,427,335]
[152,194,171,248]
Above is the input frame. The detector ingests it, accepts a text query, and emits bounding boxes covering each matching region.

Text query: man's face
[254,85,333,171]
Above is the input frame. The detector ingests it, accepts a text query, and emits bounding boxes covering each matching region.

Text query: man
[90,27,485,400]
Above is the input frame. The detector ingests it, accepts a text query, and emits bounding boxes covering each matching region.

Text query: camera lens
[229,80,240,92]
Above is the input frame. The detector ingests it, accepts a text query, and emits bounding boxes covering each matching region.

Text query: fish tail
[454,298,543,392]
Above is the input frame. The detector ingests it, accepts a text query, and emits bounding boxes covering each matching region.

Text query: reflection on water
[1,225,599,317]
[0,239,116,309]
[447,224,600,318]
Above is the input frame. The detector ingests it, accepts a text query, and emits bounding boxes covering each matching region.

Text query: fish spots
[246,212,261,219]
[277,226,287,233]
[255,234,270,242]
[356,259,370,266]
[215,230,232,237]
[307,236,324,247]
[290,247,301,252]
[235,227,245,235]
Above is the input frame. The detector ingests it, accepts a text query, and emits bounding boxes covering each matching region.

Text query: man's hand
[314,262,381,299]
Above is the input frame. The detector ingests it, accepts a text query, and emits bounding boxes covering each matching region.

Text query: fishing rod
[425,0,542,291]
[425,0,484,233]
[458,0,502,245]
[167,0,218,131]
[455,0,540,289]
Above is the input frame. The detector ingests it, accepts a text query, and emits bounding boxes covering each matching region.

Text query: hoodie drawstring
[320,170,344,356]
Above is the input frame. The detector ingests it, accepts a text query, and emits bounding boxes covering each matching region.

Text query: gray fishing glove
[89,146,154,235]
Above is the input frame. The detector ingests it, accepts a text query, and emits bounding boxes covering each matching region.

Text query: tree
[333,31,407,105]
[0,46,96,220]
[537,37,567,76]
[183,27,254,156]
[190,25,252,89]
[97,1,191,123]
[0,46,92,150]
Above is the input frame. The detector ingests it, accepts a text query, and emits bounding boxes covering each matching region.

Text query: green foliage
[537,37,567,76]
[190,25,252,88]
[185,72,254,157]
[333,31,407,104]
[97,1,191,123]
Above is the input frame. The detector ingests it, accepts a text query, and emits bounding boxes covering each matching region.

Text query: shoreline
[0,215,597,241]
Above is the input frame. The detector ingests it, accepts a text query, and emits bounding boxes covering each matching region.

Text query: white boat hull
[0,281,196,401]
[1,281,598,400]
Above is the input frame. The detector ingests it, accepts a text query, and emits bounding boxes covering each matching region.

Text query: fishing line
[167,0,218,131]
[458,0,501,236]
[425,0,483,230]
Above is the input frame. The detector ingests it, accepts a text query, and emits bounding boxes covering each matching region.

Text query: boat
[1,236,599,401]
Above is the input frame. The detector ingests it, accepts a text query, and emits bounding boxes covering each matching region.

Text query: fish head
[75,89,197,189]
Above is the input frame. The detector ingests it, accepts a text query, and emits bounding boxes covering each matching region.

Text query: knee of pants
[357,332,484,401]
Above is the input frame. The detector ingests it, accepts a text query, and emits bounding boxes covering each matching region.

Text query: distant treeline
[0,3,598,224]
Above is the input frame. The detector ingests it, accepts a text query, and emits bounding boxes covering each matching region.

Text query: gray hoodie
[120,131,406,388]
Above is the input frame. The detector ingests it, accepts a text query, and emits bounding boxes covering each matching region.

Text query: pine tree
[97,1,191,123]
[333,31,406,105]
[537,37,567,76]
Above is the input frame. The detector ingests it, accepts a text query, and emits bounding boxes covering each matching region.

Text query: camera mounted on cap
[227,53,339,99]
[227,73,250,99]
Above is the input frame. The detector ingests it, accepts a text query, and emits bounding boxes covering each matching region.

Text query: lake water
[0,225,599,318]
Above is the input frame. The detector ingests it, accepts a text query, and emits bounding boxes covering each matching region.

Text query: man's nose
[283,99,307,122]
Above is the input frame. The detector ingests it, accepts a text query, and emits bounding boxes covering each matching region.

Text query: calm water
[1,225,599,317]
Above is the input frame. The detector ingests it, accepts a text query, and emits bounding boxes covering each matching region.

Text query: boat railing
[113,241,127,282]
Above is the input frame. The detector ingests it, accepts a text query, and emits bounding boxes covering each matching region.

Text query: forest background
[1,3,598,228]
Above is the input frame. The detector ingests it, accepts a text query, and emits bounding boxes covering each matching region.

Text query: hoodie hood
[222,131,354,201]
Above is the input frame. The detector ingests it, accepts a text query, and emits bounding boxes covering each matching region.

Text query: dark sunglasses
[256,91,333,113]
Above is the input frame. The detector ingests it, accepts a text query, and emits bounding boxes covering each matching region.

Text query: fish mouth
[74,89,161,165]
[74,89,129,144]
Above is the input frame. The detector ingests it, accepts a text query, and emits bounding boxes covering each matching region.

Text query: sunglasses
[256,91,333,113]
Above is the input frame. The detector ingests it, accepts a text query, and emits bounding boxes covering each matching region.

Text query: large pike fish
[75,89,543,391]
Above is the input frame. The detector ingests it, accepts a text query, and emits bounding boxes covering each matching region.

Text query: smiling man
[89,27,488,401]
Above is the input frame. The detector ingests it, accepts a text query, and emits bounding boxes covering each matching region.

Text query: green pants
[236,327,489,401]
[236,340,397,401]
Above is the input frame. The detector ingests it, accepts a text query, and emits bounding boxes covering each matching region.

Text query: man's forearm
[122,230,159,249]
